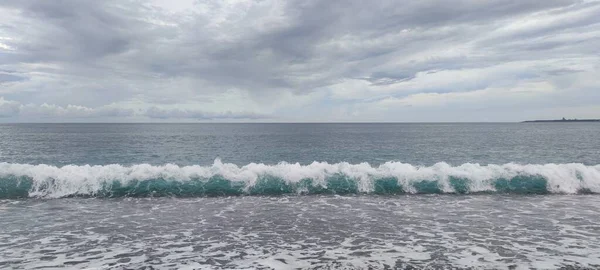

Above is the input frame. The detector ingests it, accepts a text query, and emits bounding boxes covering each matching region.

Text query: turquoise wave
[1,161,599,198]
[0,175,581,199]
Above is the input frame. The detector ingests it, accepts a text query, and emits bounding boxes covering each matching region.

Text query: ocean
[1,123,600,269]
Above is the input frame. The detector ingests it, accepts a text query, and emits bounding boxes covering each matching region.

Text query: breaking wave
[1,160,600,198]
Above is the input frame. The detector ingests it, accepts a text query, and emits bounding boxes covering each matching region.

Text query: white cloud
[18,103,135,118]
[0,97,20,117]
[143,106,267,120]
[0,96,271,121]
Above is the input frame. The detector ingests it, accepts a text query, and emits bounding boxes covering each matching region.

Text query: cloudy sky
[0,0,599,122]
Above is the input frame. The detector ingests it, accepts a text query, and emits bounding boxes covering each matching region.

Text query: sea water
[1,123,599,269]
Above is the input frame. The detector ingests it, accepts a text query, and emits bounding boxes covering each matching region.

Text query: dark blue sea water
[1,123,599,166]
[1,123,600,269]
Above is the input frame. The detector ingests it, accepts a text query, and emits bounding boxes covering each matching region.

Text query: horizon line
[0,121,575,124]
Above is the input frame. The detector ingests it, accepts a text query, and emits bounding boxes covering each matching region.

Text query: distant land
[523,118,600,123]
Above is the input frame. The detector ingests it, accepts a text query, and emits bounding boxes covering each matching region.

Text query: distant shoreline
[523,119,600,123]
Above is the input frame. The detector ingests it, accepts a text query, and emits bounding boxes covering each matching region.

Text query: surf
[1,160,599,198]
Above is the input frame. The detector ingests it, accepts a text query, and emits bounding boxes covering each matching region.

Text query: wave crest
[1,160,599,198]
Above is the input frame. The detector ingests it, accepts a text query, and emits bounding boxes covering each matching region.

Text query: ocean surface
[1,123,600,269]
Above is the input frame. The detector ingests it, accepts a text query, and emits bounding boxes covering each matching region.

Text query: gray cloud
[0,0,599,121]
[0,73,25,83]
[1,0,156,62]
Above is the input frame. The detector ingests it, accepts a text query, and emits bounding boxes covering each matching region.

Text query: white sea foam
[3,195,600,269]
[1,160,599,198]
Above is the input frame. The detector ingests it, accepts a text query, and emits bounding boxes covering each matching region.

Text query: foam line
[1,160,599,198]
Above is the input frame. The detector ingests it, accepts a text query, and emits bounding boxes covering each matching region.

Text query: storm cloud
[0,0,599,122]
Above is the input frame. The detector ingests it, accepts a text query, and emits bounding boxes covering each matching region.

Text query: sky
[0,0,599,122]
